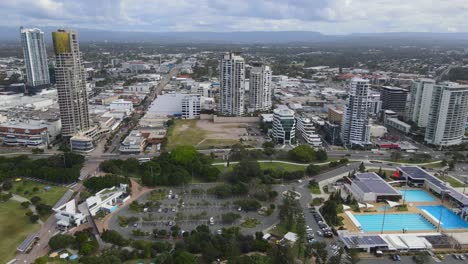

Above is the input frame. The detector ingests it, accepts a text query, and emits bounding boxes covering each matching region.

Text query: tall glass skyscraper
[219,52,245,116]
[20,27,50,94]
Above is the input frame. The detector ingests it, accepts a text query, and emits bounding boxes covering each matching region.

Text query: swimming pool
[399,189,436,202]
[418,205,468,229]
[354,213,435,232]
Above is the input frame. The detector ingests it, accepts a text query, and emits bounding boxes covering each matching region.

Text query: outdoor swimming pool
[354,213,435,232]
[399,189,436,202]
[418,205,468,229]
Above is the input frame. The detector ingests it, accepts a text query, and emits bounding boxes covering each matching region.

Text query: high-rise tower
[341,78,371,146]
[219,52,245,116]
[52,29,90,138]
[20,27,50,94]
[249,63,272,111]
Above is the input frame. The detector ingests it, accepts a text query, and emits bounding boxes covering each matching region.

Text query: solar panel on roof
[17,232,39,252]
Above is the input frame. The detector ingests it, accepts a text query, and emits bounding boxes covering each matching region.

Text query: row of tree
[99,146,221,187]
[0,153,84,184]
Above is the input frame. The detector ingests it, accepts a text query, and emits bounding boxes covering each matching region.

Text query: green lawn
[259,162,306,172]
[436,175,464,187]
[12,179,68,206]
[240,218,260,228]
[0,200,40,261]
[309,185,321,194]
[196,138,238,149]
[166,120,206,150]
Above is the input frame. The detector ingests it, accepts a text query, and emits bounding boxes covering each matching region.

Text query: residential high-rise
[249,63,272,111]
[20,27,50,94]
[272,105,296,144]
[341,78,371,146]
[52,29,90,138]
[380,86,408,117]
[219,52,245,116]
[406,78,435,127]
[424,83,468,146]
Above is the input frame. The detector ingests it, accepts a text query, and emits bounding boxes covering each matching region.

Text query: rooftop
[353,172,401,196]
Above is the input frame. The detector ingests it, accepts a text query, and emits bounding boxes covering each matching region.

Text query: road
[105,66,180,154]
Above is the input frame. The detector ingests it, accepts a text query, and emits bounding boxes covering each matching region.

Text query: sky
[1,0,468,34]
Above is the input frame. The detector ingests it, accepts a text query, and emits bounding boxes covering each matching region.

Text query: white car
[209,217,215,225]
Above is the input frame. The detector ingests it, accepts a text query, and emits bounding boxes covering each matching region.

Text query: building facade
[219,53,245,116]
[380,86,408,117]
[295,116,322,148]
[341,78,371,146]
[406,78,435,127]
[53,29,90,138]
[424,83,468,146]
[181,94,201,119]
[249,63,272,111]
[20,27,50,93]
[272,105,296,144]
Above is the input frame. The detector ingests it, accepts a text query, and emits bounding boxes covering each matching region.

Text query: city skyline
[1,0,468,34]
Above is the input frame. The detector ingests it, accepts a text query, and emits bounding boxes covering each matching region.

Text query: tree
[306,164,321,176]
[390,151,402,162]
[221,212,241,224]
[288,145,316,163]
[49,234,75,250]
[29,214,39,223]
[101,230,128,246]
[412,252,430,264]
[174,250,197,264]
[30,196,41,205]
[232,160,262,182]
[358,162,366,173]
[316,149,328,162]
[170,146,198,166]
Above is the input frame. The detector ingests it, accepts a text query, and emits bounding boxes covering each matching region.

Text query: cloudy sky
[1,0,467,34]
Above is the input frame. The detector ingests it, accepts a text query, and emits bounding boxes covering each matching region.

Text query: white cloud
[0,0,467,33]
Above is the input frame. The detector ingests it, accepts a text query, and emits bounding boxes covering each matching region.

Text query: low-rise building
[345,172,402,202]
[120,130,147,154]
[295,116,322,148]
[0,121,50,147]
[110,99,134,116]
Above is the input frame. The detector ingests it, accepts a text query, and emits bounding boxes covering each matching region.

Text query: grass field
[436,175,464,187]
[197,138,239,149]
[0,200,40,261]
[259,162,307,172]
[12,179,68,206]
[166,120,206,149]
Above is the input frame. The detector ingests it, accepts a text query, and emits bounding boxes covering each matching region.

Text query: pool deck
[340,189,467,234]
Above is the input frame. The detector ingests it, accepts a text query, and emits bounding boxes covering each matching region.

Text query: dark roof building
[346,172,402,202]
[380,86,408,117]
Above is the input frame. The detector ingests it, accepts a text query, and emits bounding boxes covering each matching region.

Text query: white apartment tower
[341,78,371,146]
[20,27,50,93]
[406,78,436,127]
[425,83,468,146]
[219,52,245,116]
[249,63,272,111]
[52,29,90,138]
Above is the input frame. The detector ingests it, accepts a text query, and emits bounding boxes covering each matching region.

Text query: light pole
[380,203,388,234]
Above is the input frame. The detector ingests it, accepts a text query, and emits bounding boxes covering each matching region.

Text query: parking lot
[108,183,279,238]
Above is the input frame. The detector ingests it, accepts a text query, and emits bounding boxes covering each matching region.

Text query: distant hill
[2,27,468,45]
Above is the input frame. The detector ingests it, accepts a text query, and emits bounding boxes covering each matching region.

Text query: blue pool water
[418,205,468,229]
[354,213,435,232]
[399,189,436,202]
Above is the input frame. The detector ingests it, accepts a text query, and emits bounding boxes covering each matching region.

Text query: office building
[424,83,468,146]
[341,78,371,146]
[295,116,322,148]
[52,29,90,138]
[20,27,50,94]
[272,105,296,144]
[380,86,408,117]
[249,63,272,111]
[406,78,436,127]
[181,94,201,119]
[219,52,245,116]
